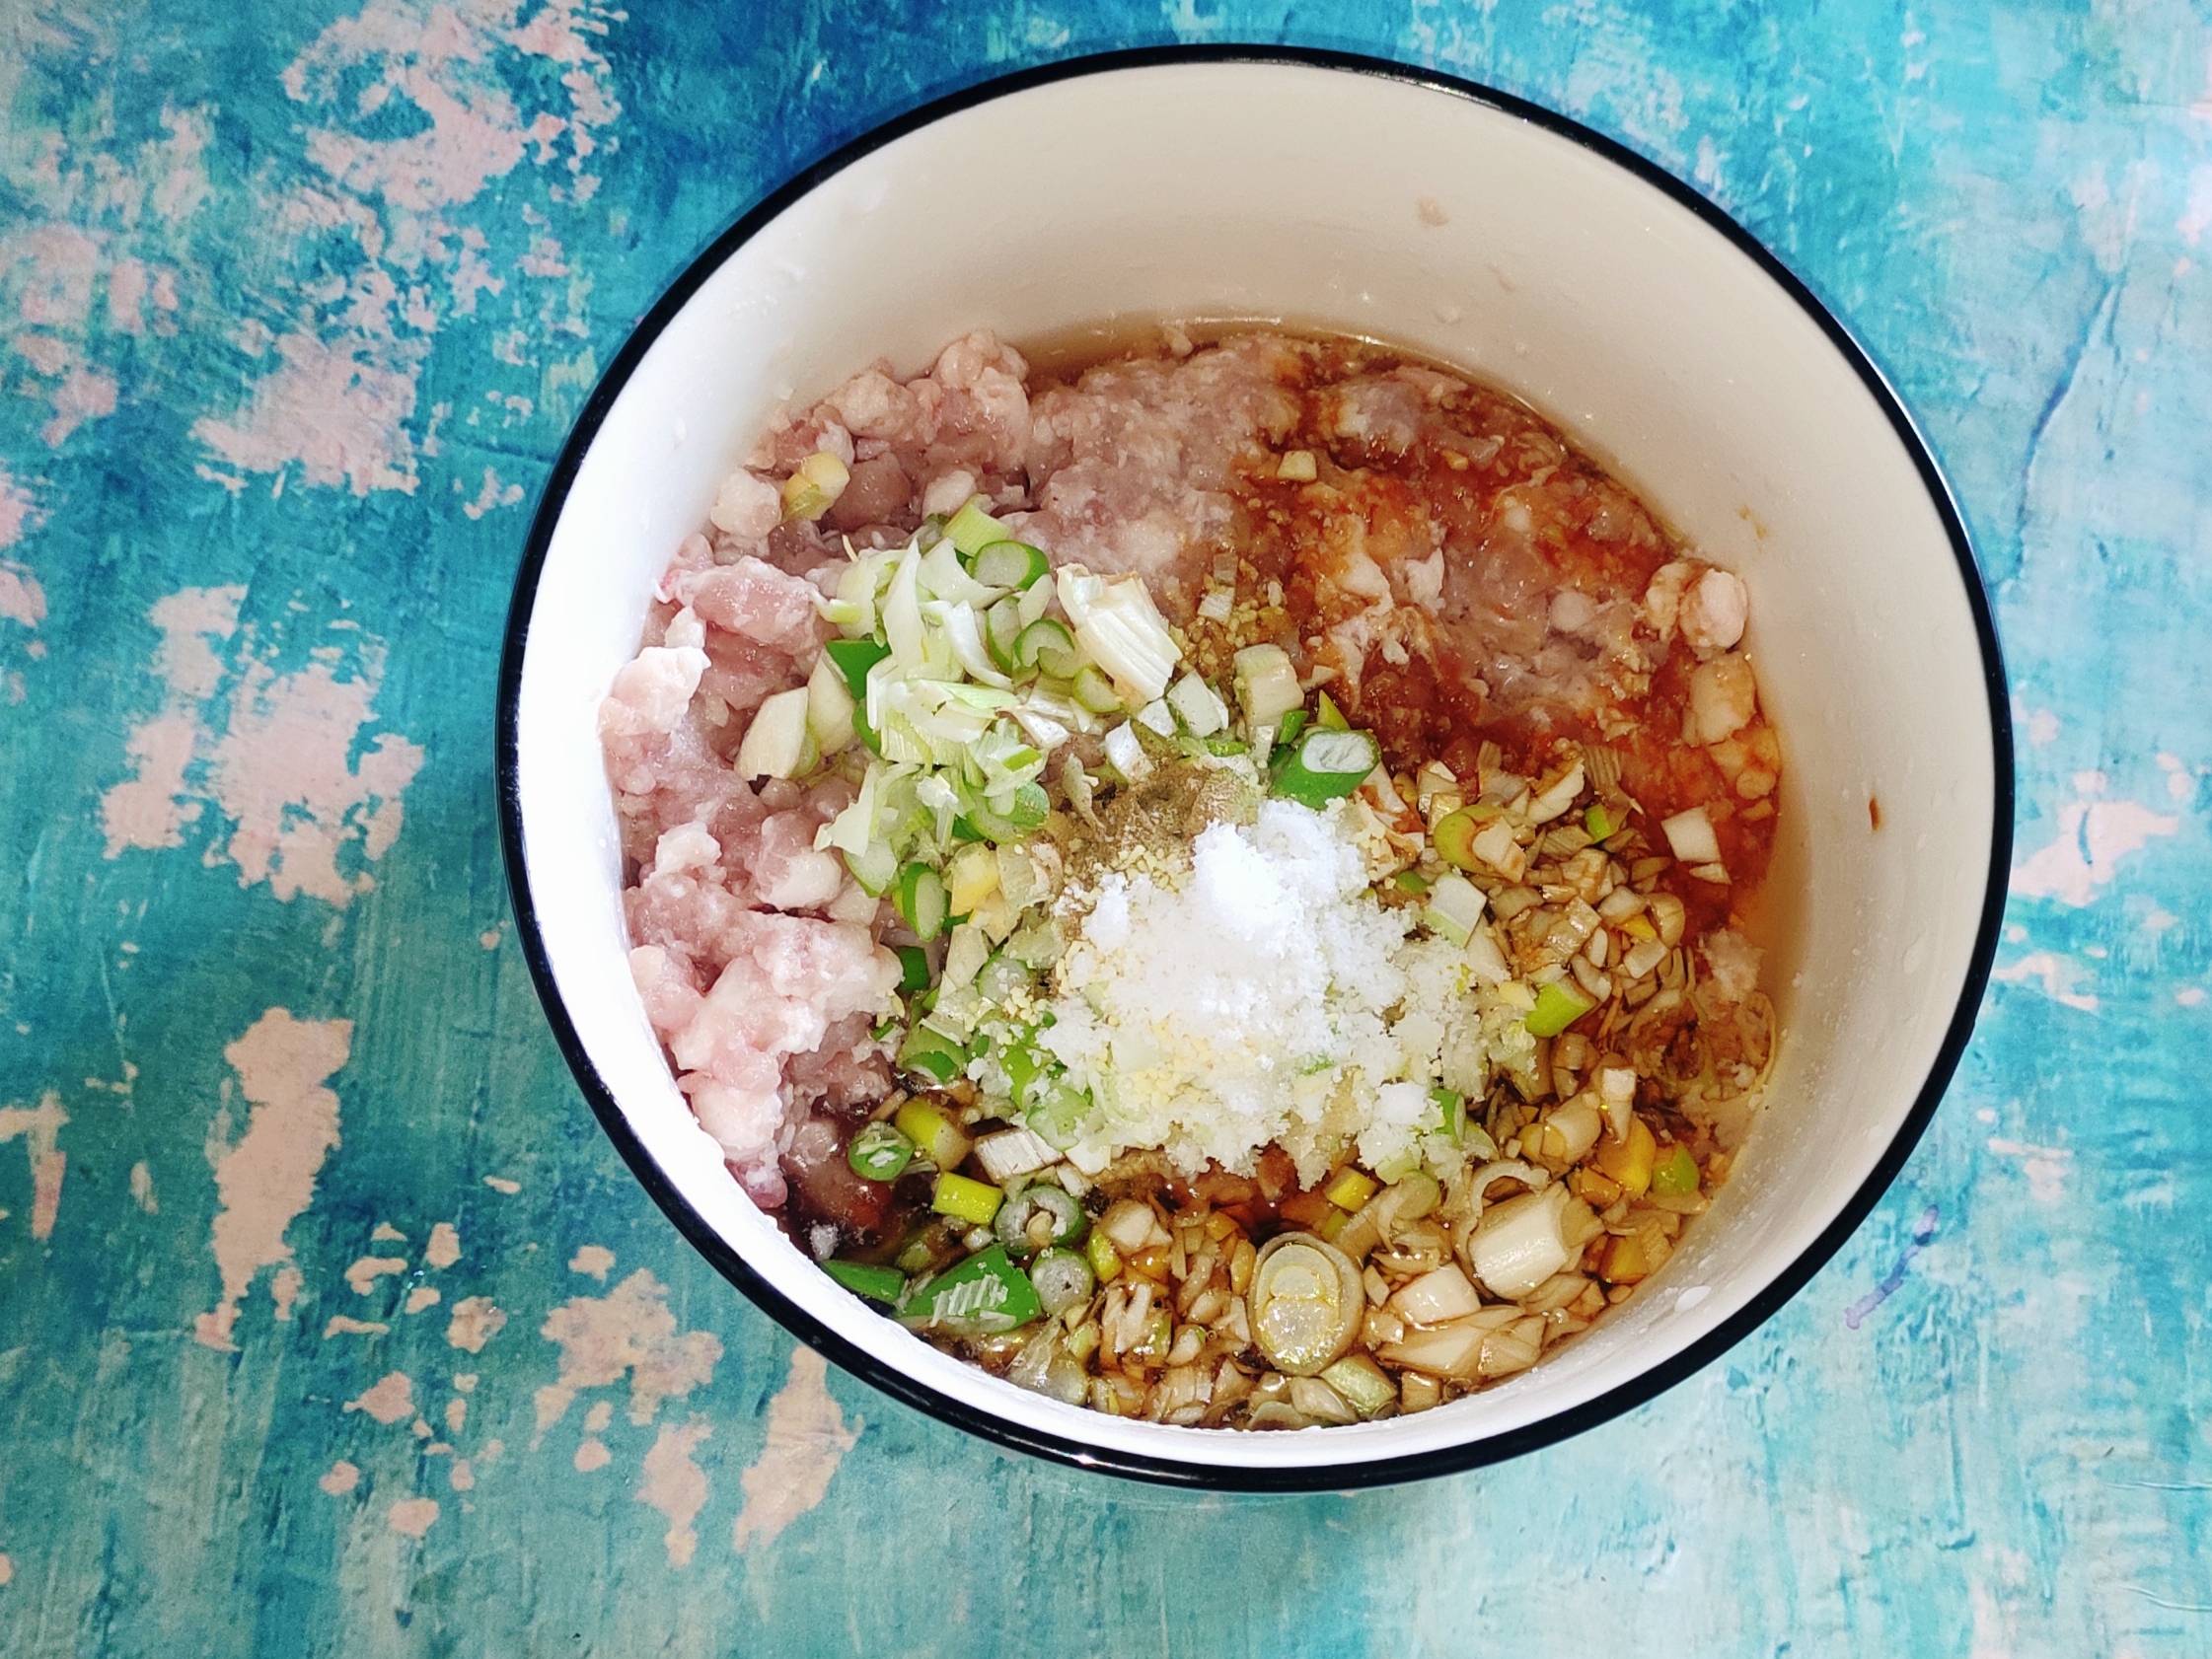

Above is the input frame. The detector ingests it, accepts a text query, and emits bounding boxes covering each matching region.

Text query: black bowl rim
[495,42,2015,1492]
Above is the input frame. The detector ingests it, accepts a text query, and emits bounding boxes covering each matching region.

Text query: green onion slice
[897,1243,1044,1335]
[1525,981,1594,1039]
[822,1260,907,1304]
[824,637,891,701]
[894,862,948,940]
[993,1183,1086,1256]
[971,540,1049,590]
[848,1120,917,1183]
[1273,728,1379,807]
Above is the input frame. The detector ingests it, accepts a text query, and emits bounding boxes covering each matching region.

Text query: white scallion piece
[734,686,810,780]
[1101,721,1150,782]
[1659,805,1723,865]
[1232,643,1303,726]
[1166,672,1229,737]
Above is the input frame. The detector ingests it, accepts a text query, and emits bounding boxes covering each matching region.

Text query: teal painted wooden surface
[2,2,2208,1653]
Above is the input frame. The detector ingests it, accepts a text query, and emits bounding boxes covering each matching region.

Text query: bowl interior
[506,56,2002,1480]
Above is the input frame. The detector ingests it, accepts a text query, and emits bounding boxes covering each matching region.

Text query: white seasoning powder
[1042,800,1481,1183]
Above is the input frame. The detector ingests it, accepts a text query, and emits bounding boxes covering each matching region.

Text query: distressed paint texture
[0,3,2206,1656]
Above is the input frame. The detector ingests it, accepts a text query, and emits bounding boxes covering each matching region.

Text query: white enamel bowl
[498,48,2011,1488]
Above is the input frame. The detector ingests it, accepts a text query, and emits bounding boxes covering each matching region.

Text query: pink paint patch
[445,1295,506,1353]
[636,1418,713,1567]
[0,1552,14,1586]
[193,1010,351,1350]
[733,1347,855,1551]
[0,469,39,552]
[387,1497,439,1539]
[103,588,424,903]
[482,1175,521,1193]
[424,1220,461,1268]
[102,587,243,855]
[191,328,423,496]
[345,1254,407,1294]
[323,1315,390,1337]
[567,1244,615,1279]
[460,465,523,520]
[0,1094,68,1240]
[345,1370,416,1424]
[0,562,43,627]
[320,1459,361,1495]
[532,1268,723,1441]
[572,1439,611,1474]
[405,1286,441,1314]
[204,650,426,906]
[39,363,117,447]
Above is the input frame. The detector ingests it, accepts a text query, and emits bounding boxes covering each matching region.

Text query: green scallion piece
[1431,1086,1466,1143]
[894,862,948,940]
[823,637,891,701]
[931,1171,1005,1227]
[896,1243,1044,1335]
[944,497,1005,558]
[983,596,1025,672]
[970,540,1049,590]
[1393,870,1433,895]
[1272,727,1378,807]
[1314,690,1350,731]
[1027,1246,1096,1317]
[1585,803,1618,843]
[1652,1145,1700,1197]
[1433,807,1482,871]
[822,1260,907,1304]
[893,944,931,993]
[896,1023,966,1085]
[1524,981,1595,1039]
[848,1119,916,1183]
[1014,617,1080,679]
[1276,707,1309,747]
[993,1183,1086,1256]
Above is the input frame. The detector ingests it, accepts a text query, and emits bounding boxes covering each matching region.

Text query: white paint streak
[532,1269,722,1441]
[128,1161,157,1213]
[2012,795,2180,907]
[193,1010,350,1350]
[1991,952,2101,1013]
[1986,1137,2074,1203]
[0,1094,67,1240]
[636,1417,712,1566]
[733,1347,855,1551]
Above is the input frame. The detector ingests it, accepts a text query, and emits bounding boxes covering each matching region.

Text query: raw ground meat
[602,325,1777,1206]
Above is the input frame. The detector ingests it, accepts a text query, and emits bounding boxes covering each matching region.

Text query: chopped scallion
[1525,981,1595,1039]
[1272,728,1378,807]
[931,1172,1005,1227]
[848,1120,916,1183]
[822,1259,906,1303]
